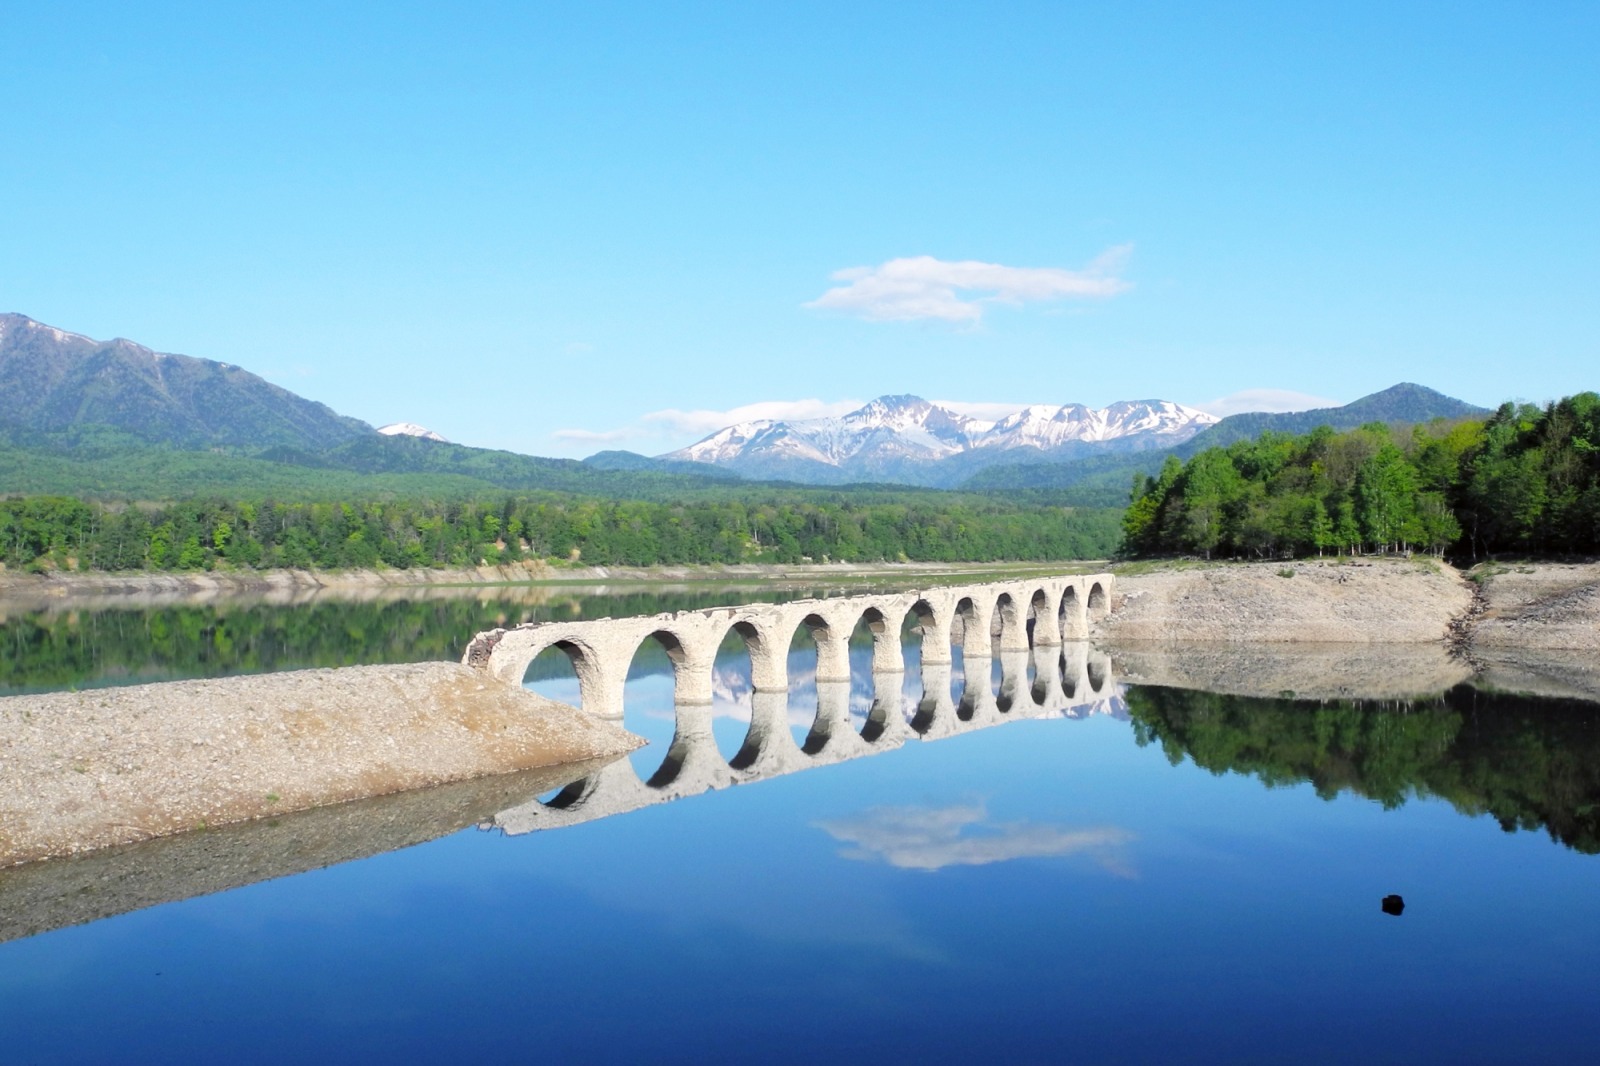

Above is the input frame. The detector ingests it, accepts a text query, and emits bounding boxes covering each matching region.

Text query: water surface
[2,589,1599,1062]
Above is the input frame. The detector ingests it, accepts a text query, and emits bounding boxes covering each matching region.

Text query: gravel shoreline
[0,661,640,867]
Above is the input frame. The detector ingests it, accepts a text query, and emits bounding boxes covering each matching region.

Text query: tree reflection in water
[1127,684,1600,854]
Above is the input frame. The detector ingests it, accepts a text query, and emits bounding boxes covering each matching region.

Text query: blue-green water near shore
[2,588,1599,1063]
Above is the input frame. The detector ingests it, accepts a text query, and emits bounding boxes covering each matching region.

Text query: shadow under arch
[899,598,938,735]
[1087,657,1109,696]
[521,638,595,711]
[1087,581,1109,619]
[787,612,831,754]
[1059,585,1086,640]
[538,774,597,811]
[708,621,763,766]
[992,592,1022,647]
[621,628,695,784]
[848,606,894,737]
[1028,587,1053,647]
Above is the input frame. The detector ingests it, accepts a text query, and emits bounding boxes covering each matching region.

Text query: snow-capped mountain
[378,422,449,443]
[662,395,1217,486]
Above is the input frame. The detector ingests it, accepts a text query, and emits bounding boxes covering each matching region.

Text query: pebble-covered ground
[0,662,639,867]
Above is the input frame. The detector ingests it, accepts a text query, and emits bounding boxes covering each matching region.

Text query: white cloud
[805,246,1133,323]
[640,398,865,437]
[1192,388,1341,418]
[934,400,1035,421]
[550,427,636,443]
[815,802,1136,875]
[551,397,866,452]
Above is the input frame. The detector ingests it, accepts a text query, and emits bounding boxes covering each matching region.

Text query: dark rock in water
[1382,894,1405,916]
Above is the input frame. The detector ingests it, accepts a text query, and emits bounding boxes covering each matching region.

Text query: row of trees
[0,493,1122,573]
[1122,392,1600,559]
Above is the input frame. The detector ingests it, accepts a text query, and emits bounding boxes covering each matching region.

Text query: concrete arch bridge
[464,572,1115,718]
[461,573,1119,837]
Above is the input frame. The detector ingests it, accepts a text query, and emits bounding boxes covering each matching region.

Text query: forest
[0,492,1122,573]
[1121,392,1600,559]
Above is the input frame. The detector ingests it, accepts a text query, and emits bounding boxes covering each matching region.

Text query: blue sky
[3,2,1596,458]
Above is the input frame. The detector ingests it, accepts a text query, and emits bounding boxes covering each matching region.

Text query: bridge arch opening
[1087,657,1108,696]
[709,622,761,767]
[1030,649,1051,708]
[995,654,1019,714]
[622,629,695,782]
[847,607,899,739]
[537,774,596,811]
[992,593,1022,647]
[898,600,940,737]
[1028,588,1053,647]
[949,596,979,709]
[1060,650,1078,701]
[787,614,830,754]
[1087,581,1109,620]
[522,639,592,711]
[1059,586,1086,641]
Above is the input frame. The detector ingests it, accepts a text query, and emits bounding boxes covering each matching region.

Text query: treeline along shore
[0,494,1122,574]
[1123,392,1600,560]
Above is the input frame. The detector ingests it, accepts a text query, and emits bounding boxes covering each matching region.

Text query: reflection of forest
[0,588,802,695]
[1128,685,1600,854]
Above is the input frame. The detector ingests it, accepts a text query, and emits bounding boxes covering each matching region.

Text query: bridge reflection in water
[469,576,1121,836]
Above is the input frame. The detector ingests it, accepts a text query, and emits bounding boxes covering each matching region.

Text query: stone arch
[1028,587,1061,646]
[726,619,786,692]
[796,612,851,683]
[852,605,903,675]
[900,598,937,662]
[1087,657,1108,696]
[523,637,605,714]
[952,596,986,657]
[1059,586,1087,640]
[993,592,1027,652]
[538,774,598,811]
[627,628,692,703]
[1087,581,1109,620]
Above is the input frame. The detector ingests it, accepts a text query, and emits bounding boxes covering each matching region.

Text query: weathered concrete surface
[1109,642,1473,701]
[1470,561,1600,652]
[465,573,1115,717]
[1100,559,1473,644]
[0,662,640,867]
[0,757,611,945]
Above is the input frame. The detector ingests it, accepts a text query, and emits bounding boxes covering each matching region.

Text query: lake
[2,584,1599,1063]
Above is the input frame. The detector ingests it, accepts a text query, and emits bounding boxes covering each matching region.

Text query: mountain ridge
[0,313,373,452]
[662,393,1219,487]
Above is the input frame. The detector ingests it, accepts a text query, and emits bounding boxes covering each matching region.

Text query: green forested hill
[0,313,372,451]
[1122,392,1600,559]
[1178,383,1488,453]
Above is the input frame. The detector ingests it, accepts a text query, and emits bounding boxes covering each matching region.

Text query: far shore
[0,558,1100,611]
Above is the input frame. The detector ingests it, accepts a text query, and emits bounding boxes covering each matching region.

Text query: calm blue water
[3,626,1600,1062]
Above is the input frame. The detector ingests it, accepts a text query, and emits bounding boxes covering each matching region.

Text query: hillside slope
[0,314,372,451]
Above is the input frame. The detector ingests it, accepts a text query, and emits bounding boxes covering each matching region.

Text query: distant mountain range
[0,312,1493,502]
[658,394,1220,487]
[963,383,1491,500]
[0,313,371,451]
[0,313,734,499]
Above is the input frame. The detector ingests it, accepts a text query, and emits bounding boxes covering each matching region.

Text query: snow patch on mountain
[378,422,449,443]
[664,394,1217,478]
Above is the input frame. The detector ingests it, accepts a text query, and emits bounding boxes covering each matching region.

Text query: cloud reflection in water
[816,802,1136,875]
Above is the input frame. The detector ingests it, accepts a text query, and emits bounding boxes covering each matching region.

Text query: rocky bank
[0,662,640,867]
